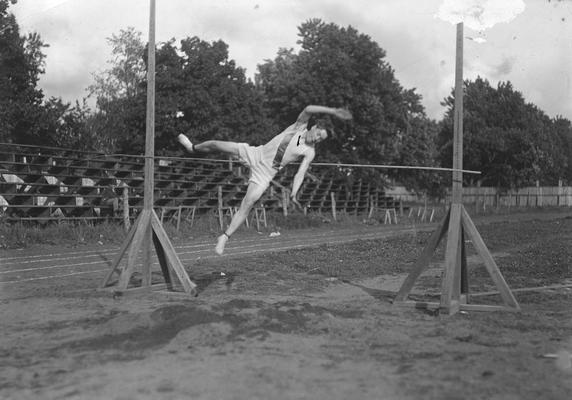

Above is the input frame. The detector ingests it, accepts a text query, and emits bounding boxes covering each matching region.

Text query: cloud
[492,56,516,78]
[436,0,526,31]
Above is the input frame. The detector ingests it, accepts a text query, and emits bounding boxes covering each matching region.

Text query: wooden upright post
[122,183,130,231]
[101,0,196,295]
[439,22,466,314]
[331,192,337,221]
[394,23,519,314]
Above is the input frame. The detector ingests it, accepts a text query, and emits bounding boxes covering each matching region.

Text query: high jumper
[177,105,352,255]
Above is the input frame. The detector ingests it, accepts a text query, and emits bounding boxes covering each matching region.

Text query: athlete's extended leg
[215,182,267,255]
[178,134,240,158]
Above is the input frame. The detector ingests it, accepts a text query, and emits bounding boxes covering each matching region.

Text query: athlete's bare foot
[177,134,194,152]
[215,233,229,255]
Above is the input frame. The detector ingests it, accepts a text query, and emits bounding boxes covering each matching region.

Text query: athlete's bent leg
[178,135,240,158]
[194,140,240,155]
[215,182,267,255]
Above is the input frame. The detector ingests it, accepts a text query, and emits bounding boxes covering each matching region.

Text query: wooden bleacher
[0,143,399,224]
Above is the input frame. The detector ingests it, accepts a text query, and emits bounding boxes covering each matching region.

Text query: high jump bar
[312,162,481,175]
[110,153,481,175]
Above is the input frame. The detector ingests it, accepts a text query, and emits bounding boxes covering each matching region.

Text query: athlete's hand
[335,108,352,120]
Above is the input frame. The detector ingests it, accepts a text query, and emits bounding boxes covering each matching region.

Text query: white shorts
[236,143,277,188]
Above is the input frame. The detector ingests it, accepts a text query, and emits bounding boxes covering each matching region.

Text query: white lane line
[0,236,346,276]
[1,228,417,276]
[1,226,412,263]
[0,259,114,275]
[0,231,418,284]
[3,268,110,283]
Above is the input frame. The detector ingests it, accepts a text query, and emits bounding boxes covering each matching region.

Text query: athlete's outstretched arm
[296,105,353,124]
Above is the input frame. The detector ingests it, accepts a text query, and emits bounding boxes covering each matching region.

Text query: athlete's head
[306,118,333,145]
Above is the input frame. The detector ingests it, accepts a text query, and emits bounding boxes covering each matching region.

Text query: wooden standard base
[101,209,197,296]
[394,204,520,315]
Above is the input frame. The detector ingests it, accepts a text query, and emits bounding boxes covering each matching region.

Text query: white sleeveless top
[260,122,314,170]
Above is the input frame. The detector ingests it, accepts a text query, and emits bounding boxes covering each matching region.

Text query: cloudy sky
[10,0,572,121]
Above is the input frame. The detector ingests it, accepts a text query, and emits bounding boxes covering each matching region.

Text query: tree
[84,27,146,153]
[553,116,572,183]
[32,97,113,152]
[438,77,570,187]
[394,117,444,197]
[0,0,48,144]
[90,32,275,155]
[256,19,436,188]
[88,27,146,106]
[172,37,275,148]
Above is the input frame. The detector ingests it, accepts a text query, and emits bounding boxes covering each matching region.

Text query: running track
[0,224,432,301]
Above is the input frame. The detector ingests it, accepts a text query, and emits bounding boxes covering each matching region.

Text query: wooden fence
[458,185,572,208]
[388,184,572,209]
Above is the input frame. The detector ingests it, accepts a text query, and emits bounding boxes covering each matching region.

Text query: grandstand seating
[0,143,398,223]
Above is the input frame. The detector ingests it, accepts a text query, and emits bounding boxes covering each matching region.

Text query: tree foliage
[91,34,275,155]
[553,117,572,182]
[256,19,437,190]
[88,27,146,105]
[85,27,146,153]
[154,37,275,154]
[0,0,47,144]
[34,98,114,152]
[439,77,572,187]
[5,5,572,193]
[92,19,440,190]
[0,0,104,151]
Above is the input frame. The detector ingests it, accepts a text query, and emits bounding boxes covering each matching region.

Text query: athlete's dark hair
[307,117,335,139]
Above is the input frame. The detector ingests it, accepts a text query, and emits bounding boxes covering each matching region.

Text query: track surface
[2,211,572,400]
[3,210,568,301]
[1,223,430,301]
